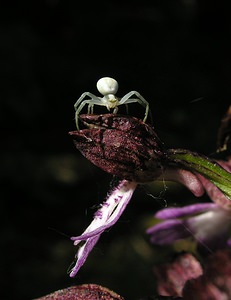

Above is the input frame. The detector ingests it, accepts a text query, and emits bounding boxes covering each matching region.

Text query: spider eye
[97,77,119,96]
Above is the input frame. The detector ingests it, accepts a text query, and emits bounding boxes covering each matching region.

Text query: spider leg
[112,106,119,114]
[89,104,94,114]
[74,93,105,129]
[74,92,99,110]
[125,104,129,115]
[75,96,109,129]
[75,99,92,129]
[119,91,150,123]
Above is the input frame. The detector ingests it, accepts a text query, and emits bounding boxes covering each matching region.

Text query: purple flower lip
[147,202,231,250]
[155,203,218,219]
[69,114,166,182]
[69,180,137,277]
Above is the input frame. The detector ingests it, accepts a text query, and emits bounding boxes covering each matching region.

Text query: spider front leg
[75,99,93,129]
[74,92,100,111]
[119,91,150,123]
[74,92,102,129]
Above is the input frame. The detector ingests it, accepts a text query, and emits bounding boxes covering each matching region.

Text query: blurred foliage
[1,1,231,299]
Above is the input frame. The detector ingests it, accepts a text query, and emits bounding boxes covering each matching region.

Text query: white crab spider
[74,77,149,129]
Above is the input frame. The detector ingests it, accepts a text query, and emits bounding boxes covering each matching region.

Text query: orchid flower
[69,112,231,276]
[69,180,137,277]
[147,160,231,251]
[153,249,231,298]
[147,202,231,251]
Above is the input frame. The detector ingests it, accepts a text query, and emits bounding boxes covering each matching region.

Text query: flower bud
[69,114,166,182]
[36,284,124,300]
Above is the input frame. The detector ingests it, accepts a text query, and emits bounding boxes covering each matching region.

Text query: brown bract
[35,284,124,300]
[69,114,166,182]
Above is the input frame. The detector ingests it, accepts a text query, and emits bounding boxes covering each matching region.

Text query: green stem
[167,149,231,200]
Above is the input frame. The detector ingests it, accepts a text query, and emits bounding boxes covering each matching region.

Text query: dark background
[1,1,231,299]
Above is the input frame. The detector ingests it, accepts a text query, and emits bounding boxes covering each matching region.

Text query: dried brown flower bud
[35,284,124,300]
[69,114,166,182]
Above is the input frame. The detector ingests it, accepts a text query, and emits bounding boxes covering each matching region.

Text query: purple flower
[147,159,231,251]
[147,202,231,251]
[152,249,231,298]
[183,249,231,299]
[69,180,137,277]
[153,252,203,297]
[68,169,207,278]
